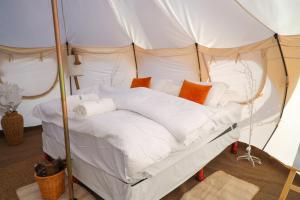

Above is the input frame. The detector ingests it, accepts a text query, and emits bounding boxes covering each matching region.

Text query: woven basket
[1,111,24,145]
[35,170,65,200]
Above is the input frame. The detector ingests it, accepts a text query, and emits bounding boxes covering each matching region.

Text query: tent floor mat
[181,171,259,200]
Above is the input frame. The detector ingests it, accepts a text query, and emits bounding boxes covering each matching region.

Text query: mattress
[42,121,237,184]
[43,124,240,200]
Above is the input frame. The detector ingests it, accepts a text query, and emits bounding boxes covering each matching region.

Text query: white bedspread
[99,87,214,144]
[34,104,177,182]
[34,87,241,182]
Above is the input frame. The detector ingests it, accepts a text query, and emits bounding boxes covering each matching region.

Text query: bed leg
[231,142,238,154]
[197,169,205,181]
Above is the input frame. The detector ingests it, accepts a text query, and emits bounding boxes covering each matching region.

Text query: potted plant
[34,158,66,200]
[0,83,23,145]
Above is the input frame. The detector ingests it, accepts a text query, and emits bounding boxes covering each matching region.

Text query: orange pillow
[179,80,212,104]
[130,77,152,88]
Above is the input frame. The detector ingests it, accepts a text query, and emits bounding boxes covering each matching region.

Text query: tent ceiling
[109,0,194,48]
[238,0,300,35]
[63,0,131,46]
[2,0,295,49]
[158,0,274,48]
[0,0,66,48]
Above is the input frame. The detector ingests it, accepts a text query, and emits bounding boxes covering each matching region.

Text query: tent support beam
[66,42,73,95]
[195,43,201,81]
[262,33,289,150]
[132,43,138,78]
[51,0,75,199]
[69,77,72,95]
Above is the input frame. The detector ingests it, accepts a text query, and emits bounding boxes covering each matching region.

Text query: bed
[34,86,241,200]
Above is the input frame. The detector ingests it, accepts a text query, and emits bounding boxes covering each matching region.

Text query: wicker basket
[35,170,65,200]
[1,111,24,145]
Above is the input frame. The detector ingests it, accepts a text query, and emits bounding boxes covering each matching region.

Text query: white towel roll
[73,98,116,118]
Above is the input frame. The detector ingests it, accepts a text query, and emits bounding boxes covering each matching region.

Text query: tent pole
[69,77,73,95]
[262,33,289,150]
[51,0,75,199]
[195,43,202,81]
[132,43,138,78]
[66,42,73,95]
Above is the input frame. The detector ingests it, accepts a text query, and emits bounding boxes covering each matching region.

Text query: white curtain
[0,54,68,127]
[71,46,136,91]
[136,45,200,82]
[265,79,300,166]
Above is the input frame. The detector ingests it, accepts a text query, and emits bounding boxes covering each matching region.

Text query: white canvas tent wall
[0,0,299,170]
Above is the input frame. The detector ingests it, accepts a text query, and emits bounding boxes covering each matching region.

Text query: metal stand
[237,145,262,167]
[236,66,262,167]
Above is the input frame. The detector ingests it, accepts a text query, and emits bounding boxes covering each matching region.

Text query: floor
[0,127,299,200]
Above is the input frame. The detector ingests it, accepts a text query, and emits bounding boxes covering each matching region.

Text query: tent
[0,0,299,172]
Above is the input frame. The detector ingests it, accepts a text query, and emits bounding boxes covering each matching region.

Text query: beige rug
[181,171,259,200]
[16,182,95,200]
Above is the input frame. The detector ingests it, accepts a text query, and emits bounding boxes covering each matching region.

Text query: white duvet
[33,87,241,182]
[99,87,214,144]
[34,103,177,182]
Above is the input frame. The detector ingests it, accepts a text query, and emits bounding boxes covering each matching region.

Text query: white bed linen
[99,87,215,144]
[43,124,240,200]
[42,120,237,183]
[36,87,241,182]
[40,110,177,183]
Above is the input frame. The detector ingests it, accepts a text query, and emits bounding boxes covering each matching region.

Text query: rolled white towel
[73,98,116,118]
[67,93,99,110]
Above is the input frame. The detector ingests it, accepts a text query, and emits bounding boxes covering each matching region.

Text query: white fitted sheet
[43,125,240,200]
[42,121,237,184]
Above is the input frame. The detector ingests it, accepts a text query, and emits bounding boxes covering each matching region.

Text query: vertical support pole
[262,33,289,150]
[195,43,202,81]
[66,42,73,95]
[72,52,81,90]
[197,169,205,181]
[74,76,80,90]
[69,77,73,95]
[51,0,75,199]
[132,43,138,78]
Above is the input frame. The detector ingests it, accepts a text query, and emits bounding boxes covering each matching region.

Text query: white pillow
[150,80,228,107]
[204,82,229,107]
[218,90,240,106]
[151,79,181,96]
[189,81,228,107]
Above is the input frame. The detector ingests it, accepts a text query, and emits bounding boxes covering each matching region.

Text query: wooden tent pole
[132,43,138,78]
[51,0,75,199]
[195,43,202,81]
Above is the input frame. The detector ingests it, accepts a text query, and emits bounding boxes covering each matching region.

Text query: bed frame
[44,124,239,200]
